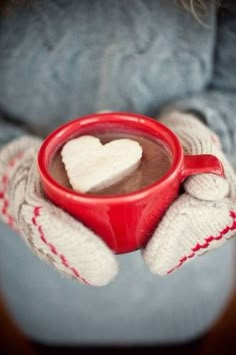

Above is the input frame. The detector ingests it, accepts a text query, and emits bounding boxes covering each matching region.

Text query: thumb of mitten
[183,148,236,201]
[160,114,234,201]
[184,173,229,201]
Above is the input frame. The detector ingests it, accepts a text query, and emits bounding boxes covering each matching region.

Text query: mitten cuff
[157,111,236,201]
[0,135,41,165]
[159,111,222,149]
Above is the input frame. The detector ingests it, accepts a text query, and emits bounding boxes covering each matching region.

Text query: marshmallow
[61,135,143,193]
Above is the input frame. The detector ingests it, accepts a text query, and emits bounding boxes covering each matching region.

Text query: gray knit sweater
[0,0,236,345]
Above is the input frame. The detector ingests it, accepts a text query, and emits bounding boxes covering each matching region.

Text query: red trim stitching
[32,206,90,285]
[0,153,24,228]
[167,210,236,274]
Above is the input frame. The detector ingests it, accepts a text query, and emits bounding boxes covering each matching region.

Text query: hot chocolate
[49,132,172,195]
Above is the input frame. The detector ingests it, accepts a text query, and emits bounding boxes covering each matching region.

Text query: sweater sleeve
[0,5,35,149]
[159,1,236,165]
[0,111,31,147]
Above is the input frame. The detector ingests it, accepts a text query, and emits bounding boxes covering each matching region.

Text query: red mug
[38,112,224,254]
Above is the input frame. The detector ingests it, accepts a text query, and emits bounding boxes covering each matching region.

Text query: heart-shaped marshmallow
[61,135,143,193]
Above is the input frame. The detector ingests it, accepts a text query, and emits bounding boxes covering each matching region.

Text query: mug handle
[181,154,225,182]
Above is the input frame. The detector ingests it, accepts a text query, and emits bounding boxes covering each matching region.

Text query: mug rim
[37,112,183,204]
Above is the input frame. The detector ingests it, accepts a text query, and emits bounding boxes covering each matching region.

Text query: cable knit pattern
[160,112,236,200]
[0,137,118,286]
[0,0,216,142]
[143,194,236,275]
[143,112,236,275]
[0,0,236,345]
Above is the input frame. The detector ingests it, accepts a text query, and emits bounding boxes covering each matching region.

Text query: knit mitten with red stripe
[143,112,236,276]
[0,137,118,286]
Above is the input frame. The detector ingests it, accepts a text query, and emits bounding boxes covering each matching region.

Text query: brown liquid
[50,132,172,195]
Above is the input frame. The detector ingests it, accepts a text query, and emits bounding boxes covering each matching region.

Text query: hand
[143,112,236,275]
[0,137,118,286]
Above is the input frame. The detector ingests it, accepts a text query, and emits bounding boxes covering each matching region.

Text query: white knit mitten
[0,137,118,286]
[143,112,236,275]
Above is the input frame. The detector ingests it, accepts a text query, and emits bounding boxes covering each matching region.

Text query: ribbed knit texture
[0,0,236,345]
[0,0,217,143]
[143,112,236,275]
[0,137,118,286]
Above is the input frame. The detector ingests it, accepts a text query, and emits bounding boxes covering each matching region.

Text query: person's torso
[0,0,216,137]
[1,1,236,346]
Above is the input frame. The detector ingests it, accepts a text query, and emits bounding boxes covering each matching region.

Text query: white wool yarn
[143,112,236,275]
[0,136,118,286]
